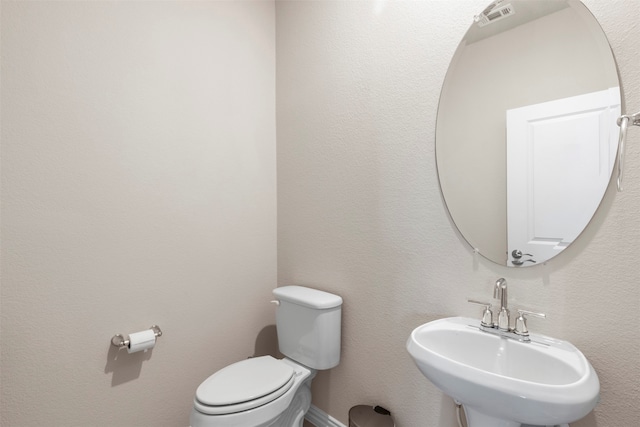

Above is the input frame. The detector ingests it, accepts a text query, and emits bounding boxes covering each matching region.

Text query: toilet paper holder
[111,325,162,349]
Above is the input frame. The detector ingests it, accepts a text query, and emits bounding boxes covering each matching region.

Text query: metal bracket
[616,111,640,192]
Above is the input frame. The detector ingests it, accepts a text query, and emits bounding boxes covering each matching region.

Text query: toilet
[190,285,343,427]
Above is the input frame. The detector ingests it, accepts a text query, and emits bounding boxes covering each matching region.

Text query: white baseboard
[305,404,347,427]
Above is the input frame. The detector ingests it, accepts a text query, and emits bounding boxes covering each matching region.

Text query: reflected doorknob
[511,249,533,259]
[512,258,536,266]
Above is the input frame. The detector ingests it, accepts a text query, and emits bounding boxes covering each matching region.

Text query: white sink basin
[406,317,599,427]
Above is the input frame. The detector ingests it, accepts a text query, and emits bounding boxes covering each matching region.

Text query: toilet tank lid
[273,286,342,309]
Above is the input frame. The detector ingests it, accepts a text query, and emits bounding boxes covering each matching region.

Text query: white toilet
[190,285,343,427]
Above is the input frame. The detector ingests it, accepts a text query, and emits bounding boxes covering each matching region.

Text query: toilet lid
[196,356,295,407]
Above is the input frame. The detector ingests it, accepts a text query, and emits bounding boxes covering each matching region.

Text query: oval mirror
[436,0,621,267]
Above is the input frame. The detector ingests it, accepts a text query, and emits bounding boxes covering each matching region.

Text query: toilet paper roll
[127,329,156,354]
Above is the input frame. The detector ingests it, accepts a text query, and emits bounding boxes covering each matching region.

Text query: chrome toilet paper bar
[111,325,162,349]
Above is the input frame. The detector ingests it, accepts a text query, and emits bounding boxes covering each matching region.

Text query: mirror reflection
[436,0,620,267]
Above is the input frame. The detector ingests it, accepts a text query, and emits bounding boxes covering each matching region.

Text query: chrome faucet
[468,278,546,343]
[493,278,509,331]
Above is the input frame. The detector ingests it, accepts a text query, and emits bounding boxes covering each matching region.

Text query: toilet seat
[194,356,295,415]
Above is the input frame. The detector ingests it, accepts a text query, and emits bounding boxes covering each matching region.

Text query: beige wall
[1,1,276,426]
[277,1,639,427]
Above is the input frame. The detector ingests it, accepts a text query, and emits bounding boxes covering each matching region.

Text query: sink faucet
[493,278,509,331]
[468,278,546,342]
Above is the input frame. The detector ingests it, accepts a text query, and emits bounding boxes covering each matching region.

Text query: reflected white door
[506,88,619,265]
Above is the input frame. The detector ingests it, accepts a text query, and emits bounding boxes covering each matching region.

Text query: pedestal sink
[406,317,599,427]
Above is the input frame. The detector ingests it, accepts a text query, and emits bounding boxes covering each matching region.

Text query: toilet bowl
[190,286,342,427]
[190,357,315,427]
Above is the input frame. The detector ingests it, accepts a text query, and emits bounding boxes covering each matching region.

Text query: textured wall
[1,1,276,426]
[277,1,639,426]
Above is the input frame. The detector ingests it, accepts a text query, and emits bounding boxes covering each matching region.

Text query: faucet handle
[467,299,494,328]
[514,309,546,337]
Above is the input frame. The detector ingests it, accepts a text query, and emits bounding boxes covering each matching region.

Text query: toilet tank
[272,286,342,370]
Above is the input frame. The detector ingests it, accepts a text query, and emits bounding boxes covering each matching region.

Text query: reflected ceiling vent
[475,2,515,27]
